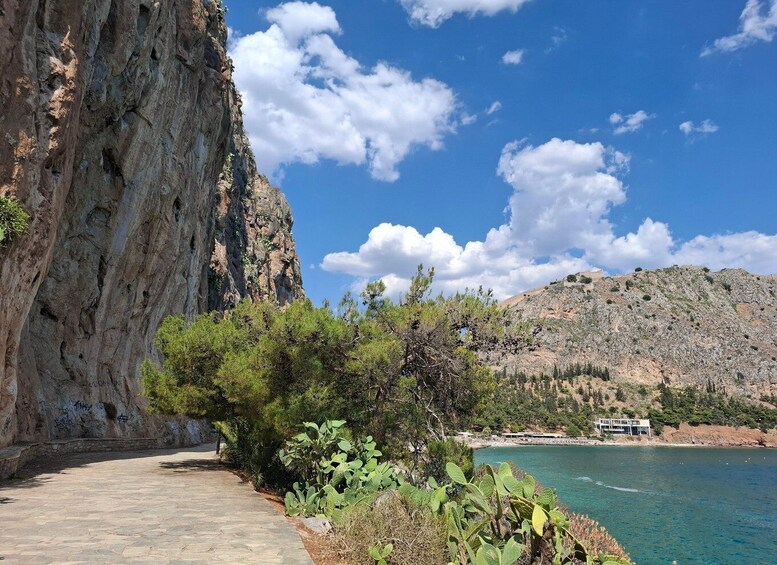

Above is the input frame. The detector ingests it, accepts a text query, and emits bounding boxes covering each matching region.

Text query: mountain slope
[495,266,777,397]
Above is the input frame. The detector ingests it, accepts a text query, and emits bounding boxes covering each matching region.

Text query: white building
[595,418,651,436]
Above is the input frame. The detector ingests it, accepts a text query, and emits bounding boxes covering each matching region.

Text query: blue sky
[225,0,777,304]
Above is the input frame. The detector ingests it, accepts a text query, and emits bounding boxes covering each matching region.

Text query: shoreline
[464,436,776,450]
[463,423,777,449]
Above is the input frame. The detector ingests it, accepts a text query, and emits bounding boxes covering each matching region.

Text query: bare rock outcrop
[496,266,777,397]
[208,79,303,311]
[0,0,302,448]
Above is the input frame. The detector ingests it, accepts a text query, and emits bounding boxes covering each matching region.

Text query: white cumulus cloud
[609,110,655,135]
[230,1,457,182]
[399,0,534,28]
[265,1,341,42]
[679,119,720,136]
[672,232,777,274]
[501,49,525,65]
[701,0,777,56]
[322,138,777,299]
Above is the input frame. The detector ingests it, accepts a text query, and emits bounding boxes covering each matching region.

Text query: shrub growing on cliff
[0,196,30,246]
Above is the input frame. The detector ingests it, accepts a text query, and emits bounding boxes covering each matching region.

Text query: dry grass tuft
[568,512,631,561]
[333,492,448,565]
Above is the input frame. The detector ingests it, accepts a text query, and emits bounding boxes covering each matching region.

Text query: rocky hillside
[495,266,777,398]
[0,0,302,448]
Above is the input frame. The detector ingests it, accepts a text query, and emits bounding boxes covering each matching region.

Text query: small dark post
[216,430,221,454]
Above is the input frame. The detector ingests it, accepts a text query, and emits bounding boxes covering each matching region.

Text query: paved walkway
[0,445,314,564]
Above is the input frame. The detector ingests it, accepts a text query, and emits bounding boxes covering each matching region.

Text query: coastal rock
[0,0,302,448]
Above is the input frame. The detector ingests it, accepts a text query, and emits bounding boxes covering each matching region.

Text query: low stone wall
[0,437,170,480]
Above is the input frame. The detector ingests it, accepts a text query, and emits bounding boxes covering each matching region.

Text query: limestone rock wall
[0,0,302,448]
[208,81,303,311]
[496,266,777,396]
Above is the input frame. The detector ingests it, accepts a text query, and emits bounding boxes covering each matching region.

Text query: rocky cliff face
[0,0,302,448]
[208,80,303,311]
[495,266,777,397]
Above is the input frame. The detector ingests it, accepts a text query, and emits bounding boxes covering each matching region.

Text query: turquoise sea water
[475,446,777,565]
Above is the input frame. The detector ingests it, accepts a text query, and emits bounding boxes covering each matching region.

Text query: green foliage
[566,274,578,283]
[760,394,777,408]
[218,417,286,486]
[142,298,362,485]
[222,152,234,189]
[566,424,582,437]
[257,234,274,253]
[430,462,632,565]
[368,542,393,565]
[634,267,642,272]
[475,364,611,434]
[553,362,610,382]
[286,420,633,565]
[425,439,474,486]
[0,196,30,246]
[140,306,255,421]
[279,421,399,521]
[579,275,593,284]
[214,0,228,18]
[144,265,527,479]
[642,294,651,301]
[649,384,777,432]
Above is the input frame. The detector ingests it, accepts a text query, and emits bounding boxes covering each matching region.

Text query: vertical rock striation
[208,78,303,311]
[0,0,303,448]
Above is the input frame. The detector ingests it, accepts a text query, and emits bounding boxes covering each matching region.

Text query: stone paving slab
[0,445,314,564]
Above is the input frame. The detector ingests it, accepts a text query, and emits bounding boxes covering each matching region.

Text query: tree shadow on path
[0,443,217,491]
[158,456,224,473]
